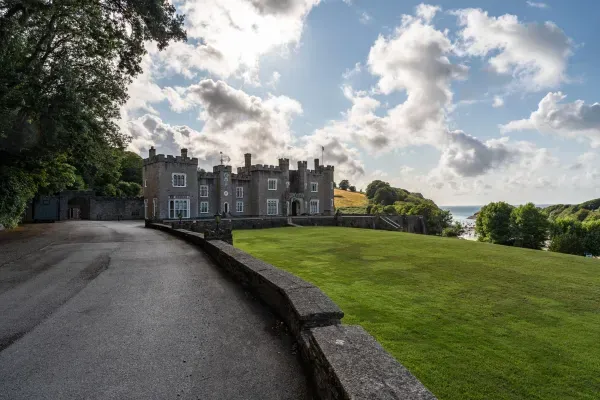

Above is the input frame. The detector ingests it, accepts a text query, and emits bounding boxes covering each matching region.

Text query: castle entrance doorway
[291,199,301,216]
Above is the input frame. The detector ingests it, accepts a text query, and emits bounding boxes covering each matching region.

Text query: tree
[349,185,356,192]
[120,152,144,184]
[475,202,514,245]
[373,186,398,205]
[365,180,389,199]
[583,220,600,256]
[510,203,549,249]
[339,180,350,190]
[0,0,186,227]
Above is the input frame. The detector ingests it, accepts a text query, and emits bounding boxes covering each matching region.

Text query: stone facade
[143,148,335,219]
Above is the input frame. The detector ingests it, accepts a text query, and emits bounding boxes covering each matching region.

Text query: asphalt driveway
[0,221,310,400]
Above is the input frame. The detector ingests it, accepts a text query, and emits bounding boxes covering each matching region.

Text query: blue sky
[123,0,600,205]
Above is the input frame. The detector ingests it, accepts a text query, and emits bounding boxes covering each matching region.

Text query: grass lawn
[235,227,600,400]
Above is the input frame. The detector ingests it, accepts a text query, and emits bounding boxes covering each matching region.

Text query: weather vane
[219,151,230,165]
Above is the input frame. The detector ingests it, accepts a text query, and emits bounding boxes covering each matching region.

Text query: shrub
[549,233,585,255]
[349,185,356,192]
[442,222,465,238]
[374,186,398,205]
[383,205,397,215]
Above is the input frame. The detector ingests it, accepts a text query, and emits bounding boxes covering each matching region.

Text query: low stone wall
[162,214,427,234]
[145,221,436,400]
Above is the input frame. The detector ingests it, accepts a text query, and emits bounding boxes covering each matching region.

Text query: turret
[181,148,188,159]
[314,158,320,171]
[149,146,156,158]
[245,153,252,172]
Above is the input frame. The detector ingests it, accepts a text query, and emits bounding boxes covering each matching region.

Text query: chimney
[314,158,320,170]
[181,148,188,159]
[245,153,252,171]
[149,146,156,158]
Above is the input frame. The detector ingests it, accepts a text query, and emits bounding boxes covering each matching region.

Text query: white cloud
[492,95,504,108]
[342,62,362,80]
[127,79,365,179]
[359,11,372,25]
[146,0,320,82]
[268,71,281,88]
[453,8,572,91]
[437,131,517,177]
[500,92,600,147]
[526,1,548,9]
[415,4,441,23]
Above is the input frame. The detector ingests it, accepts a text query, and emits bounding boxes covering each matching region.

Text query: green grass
[234,227,600,400]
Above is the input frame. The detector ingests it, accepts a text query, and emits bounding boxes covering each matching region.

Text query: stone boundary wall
[163,214,426,234]
[146,221,436,400]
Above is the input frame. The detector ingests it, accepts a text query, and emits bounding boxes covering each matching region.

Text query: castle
[142,147,335,219]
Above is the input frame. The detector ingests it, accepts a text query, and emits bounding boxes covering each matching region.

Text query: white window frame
[144,179,147,188]
[268,179,277,191]
[200,185,208,197]
[200,201,209,214]
[172,173,187,188]
[144,199,148,219]
[169,198,190,219]
[236,201,244,213]
[311,182,318,192]
[236,186,243,198]
[310,199,319,214]
[267,199,278,215]
[153,198,157,217]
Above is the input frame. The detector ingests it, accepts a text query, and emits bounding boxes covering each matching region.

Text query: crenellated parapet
[250,164,282,172]
[143,153,199,166]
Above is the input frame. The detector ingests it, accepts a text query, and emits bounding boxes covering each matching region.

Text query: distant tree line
[475,201,600,256]
[0,0,186,227]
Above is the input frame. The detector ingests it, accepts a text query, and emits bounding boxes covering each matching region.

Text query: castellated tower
[297,160,307,192]
[323,164,335,214]
[143,147,199,220]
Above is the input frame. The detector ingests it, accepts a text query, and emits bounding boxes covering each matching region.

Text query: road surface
[0,221,310,399]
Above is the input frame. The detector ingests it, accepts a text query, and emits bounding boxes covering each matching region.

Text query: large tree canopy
[0,0,186,227]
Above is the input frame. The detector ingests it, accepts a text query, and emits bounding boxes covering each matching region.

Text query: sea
[440,206,482,224]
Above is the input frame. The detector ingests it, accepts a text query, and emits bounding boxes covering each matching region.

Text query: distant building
[142,147,335,219]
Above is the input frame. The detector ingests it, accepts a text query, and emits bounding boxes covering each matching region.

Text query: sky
[122,0,600,206]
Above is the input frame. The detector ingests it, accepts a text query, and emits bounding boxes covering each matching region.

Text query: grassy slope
[235,227,600,400]
[334,188,368,207]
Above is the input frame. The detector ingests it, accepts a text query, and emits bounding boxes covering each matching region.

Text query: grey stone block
[305,325,437,400]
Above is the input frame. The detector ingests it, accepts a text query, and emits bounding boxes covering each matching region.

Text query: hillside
[235,227,600,400]
[543,198,600,222]
[333,188,368,208]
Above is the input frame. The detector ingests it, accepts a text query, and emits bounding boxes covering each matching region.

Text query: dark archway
[68,197,90,220]
[292,200,300,216]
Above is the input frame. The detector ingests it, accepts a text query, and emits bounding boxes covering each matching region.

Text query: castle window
[331,182,333,190]
[169,198,189,218]
[200,185,208,197]
[200,201,209,214]
[144,179,147,188]
[144,199,148,219]
[331,198,334,208]
[310,199,319,214]
[311,182,318,192]
[236,187,243,198]
[172,173,186,187]
[268,179,277,190]
[153,198,157,217]
[267,199,278,215]
[236,201,244,213]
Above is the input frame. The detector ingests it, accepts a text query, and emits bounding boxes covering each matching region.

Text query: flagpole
[322,146,324,166]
